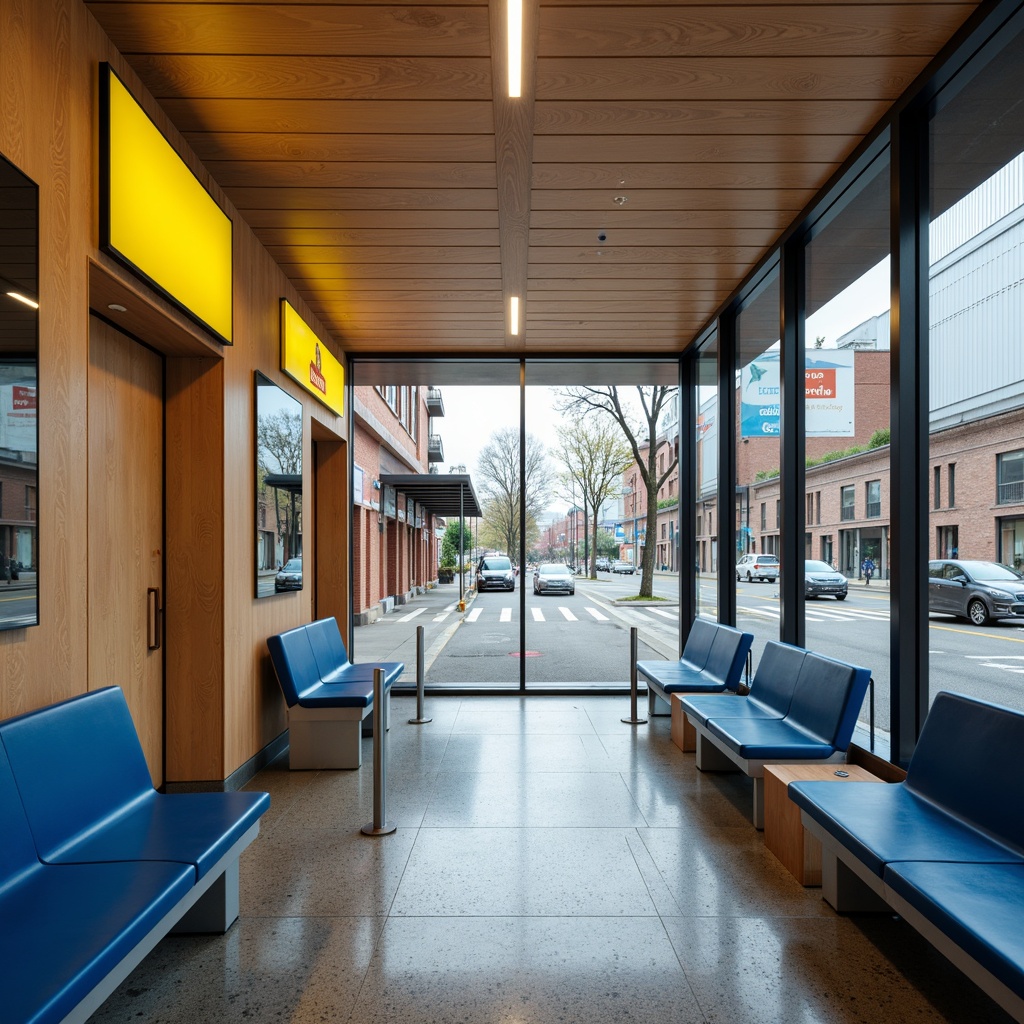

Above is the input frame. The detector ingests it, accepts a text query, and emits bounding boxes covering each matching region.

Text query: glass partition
[694,333,719,623]
[927,32,1024,715]
[0,155,38,629]
[803,150,891,736]
[255,372,303,597]
[735,267,781,660]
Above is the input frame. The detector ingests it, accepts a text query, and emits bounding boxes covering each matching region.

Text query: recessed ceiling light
[508,0,522,98]
[510,295,520,335]
[5,291,39,310]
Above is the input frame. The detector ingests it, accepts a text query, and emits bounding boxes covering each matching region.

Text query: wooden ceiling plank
[531,209,791,230]
[530,188,807,211]
[92,5,492,56]
[256,227,500,246]
[230,188,499,211]
[186,133,497,164]
[204,162,498,189]
[129,54,493,101]
[534,99,889,135]
[535,56,925,101]
[538,6,977,58]
[533,162,830,190]
[529,227,781,248]
[266,245,502,263]
[242,209,501,229]
[160,99,494,134]
[533,134,859,164]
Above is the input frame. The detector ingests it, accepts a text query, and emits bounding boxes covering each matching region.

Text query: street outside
[353,570,1024,755]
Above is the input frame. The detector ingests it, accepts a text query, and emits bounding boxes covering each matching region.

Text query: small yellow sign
[281,300,344,416]
[102,65,233,343]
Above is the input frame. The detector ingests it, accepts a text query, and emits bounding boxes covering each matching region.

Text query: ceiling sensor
[107,303,127,312]
[613,196,628,205]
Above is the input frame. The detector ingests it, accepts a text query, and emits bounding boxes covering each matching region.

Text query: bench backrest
[0,738,39,888]
[784,652,870,749]
[702,625,755,689]
[267,625,322,706]
[907,691,1024,854]
[748,641,806,716]
[305,617,351,679]
[680,617,718,671]
[0,687,153,862]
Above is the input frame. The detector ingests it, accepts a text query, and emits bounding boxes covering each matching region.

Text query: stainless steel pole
[409,624,432,724]
[361,668,396,835]
[622,626,647,725]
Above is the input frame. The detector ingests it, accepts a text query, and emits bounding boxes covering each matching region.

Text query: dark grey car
[927,559,1024,626]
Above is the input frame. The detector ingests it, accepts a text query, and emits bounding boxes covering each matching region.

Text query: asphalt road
[353,572,1024,753]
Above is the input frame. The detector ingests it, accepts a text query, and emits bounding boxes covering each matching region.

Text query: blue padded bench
[682,649,871,829]
[680,640,807,734]
[789,691,1024,1020]
[0,686,269,1024]
[637,618,753,717]
[267,615,404,769]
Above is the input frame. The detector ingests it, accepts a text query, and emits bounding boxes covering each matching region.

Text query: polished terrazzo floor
[94,696,1011,1023]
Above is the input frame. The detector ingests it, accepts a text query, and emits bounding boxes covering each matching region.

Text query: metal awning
[379,473,482,518]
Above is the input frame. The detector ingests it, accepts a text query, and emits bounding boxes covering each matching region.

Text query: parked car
[596,557,611,572]
[927,559,1024,625]
[274,557,302,592]
[611,560,636,574]
[804,559,848,600]
[533,563,575,596]
[735,553,779,583]
[476,554,516,592]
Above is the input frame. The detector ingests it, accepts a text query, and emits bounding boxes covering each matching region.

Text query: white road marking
[398,607,426,622]
[559,607,578,621]
[586,607,609,621]
[466,608,482,622]
[531,607,545,622]
[500,607,512,622]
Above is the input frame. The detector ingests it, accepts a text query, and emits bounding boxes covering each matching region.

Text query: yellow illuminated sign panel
[281,300,344,416]
[101,65,233,343]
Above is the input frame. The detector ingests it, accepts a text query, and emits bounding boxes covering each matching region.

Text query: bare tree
[476,427,551,560]
[554,417,633,579]
[556,386,678,596]
[257,408,303,564]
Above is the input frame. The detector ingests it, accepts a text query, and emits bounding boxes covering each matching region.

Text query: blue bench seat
[684,649,871,828]
[788,692,1024,1020]
[637,619,753,717]
[267,616,404,768]
[680,640,806,728]
[0,687,269,1024]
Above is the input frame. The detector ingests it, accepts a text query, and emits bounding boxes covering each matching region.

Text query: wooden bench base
[670,694,696,751]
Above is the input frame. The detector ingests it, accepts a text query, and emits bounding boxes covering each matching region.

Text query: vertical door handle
[147,587,163,651]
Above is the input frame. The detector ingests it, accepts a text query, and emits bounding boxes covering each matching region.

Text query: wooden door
[88,316,165,786]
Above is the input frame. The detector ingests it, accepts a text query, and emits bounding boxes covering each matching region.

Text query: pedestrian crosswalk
[383,600,890,628]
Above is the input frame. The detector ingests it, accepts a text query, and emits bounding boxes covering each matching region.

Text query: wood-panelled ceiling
[84,0,981,356]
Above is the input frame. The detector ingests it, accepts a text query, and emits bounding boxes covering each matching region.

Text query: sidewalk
[351,581,474,680]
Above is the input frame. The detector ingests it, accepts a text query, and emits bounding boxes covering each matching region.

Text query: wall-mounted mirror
[0,155,39,629]
[255,372,303,597]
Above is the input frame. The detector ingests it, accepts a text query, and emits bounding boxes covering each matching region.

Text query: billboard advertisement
[740,349,855,438]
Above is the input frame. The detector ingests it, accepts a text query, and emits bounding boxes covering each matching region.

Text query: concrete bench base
[288,703,369,769]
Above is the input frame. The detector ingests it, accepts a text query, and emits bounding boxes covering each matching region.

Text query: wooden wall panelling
[313,434,349,630]
[165,355,225,783]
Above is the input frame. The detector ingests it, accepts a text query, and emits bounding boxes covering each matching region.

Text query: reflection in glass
[0,155,39,629]
[694,334,719,622]
[255,372,303,598]
[803,151,891,738]
[928,33,1024,715]
[735,268,781,656]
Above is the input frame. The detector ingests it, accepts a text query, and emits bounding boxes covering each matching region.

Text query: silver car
[533,563,575,596]
[928,559,1024,626]
[804,560,848,600]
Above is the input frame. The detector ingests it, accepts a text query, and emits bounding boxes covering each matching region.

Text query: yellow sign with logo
[281,300,344,416]
[101,64,233,344]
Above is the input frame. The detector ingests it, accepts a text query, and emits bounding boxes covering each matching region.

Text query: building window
[934,465,941,510]
[760,502,766,530]
[947,462,955,507]
[866,480,881,519]
[997,451,1024,505]
[775,499,780,529]
[840,485,855,521]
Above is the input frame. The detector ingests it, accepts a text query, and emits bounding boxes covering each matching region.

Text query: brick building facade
[351,386,443,625]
